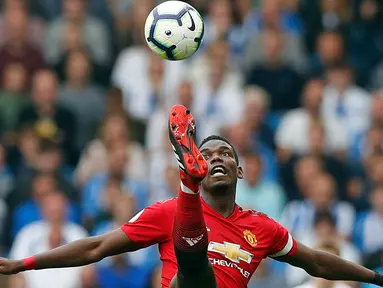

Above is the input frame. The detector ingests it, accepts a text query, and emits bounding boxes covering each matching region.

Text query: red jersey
[121,197,297,288]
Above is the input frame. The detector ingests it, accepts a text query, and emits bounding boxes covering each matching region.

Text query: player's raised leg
[168,105,217,288]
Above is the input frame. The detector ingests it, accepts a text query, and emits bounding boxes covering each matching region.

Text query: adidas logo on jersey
[183,234,204,246]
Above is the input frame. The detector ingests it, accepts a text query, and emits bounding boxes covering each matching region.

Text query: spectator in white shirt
[190,39,244,141]
[75,113,146,186]
[145,80,196,152]
[292,155,324,200]
[112,46,185,122]
[287,211,361,287]
[294,241,352,288]
[281,173,355,242]
[322,62,371,154]
[243,86,276,151]
[276,78,348,159]
[9,192,88,288]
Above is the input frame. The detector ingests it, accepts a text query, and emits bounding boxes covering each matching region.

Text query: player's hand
[0,258,23,275]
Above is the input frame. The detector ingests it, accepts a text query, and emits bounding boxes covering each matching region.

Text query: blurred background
[0,0,382,287]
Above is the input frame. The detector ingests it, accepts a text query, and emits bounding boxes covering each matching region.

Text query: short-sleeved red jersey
[121,197,297,288]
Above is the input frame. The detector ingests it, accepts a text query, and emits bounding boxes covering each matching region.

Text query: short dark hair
[314,210,336,228]
[199,135,239,165]
[327,61,354,75]
[38,139,61,154]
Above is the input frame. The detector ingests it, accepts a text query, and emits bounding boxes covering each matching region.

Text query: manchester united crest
[243,230,257,247]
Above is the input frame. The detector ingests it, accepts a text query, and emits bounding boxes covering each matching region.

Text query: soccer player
[1,105,383,288]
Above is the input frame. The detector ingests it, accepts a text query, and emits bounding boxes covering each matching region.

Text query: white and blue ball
[144,1,204,61]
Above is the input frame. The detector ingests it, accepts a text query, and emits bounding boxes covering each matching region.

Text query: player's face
[199,140,243,190]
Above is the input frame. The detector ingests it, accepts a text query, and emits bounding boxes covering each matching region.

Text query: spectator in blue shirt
[82,141,147,229]
[12,173,80,239]
[92,193,158,279]
[236,151,286,220]
[354,185,383,255]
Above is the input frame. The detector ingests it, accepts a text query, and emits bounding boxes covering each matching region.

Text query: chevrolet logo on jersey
[208,242,253,264]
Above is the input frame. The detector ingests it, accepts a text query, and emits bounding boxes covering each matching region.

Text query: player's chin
[208,175,232,188]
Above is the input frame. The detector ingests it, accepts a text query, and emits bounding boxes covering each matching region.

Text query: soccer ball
[144,1,204,61]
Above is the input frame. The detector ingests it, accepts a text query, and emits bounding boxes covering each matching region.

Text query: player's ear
[237,166,244,179]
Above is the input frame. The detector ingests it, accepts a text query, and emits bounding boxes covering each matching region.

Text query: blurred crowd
[0,0,382,287]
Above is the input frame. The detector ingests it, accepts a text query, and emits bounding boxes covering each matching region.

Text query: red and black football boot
[168,105,208,192]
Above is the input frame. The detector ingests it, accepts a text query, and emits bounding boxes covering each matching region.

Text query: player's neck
[201,189,236,218]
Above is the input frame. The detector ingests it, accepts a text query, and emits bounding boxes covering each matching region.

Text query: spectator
[309,31,346,78]
[75,113,146,186]
[0,0,45,50]
[146,80,195,152]
[58,50,105,152]
[348,90,383,160]
[17,70,77,164]
[7,126,39,178]
[248,259,286,288]
[244,0,307,73]
[354,123,383,161]
[243,86,275,150]
[252,0,303,33]
[190,40,244,140]
[44,0,111,66]
[9,192,87,288]
[112,42,185,123]
[0,7,45,90]
[301,0,351,54]
[294,155,324,194]
[94,253,150,288]
[202,0,258,67]
[236,152,286,220]
[14,139,78,206]
[0,64,29,143]
[103,87,146,145]
[308,122,351,199]
[202,0,235,52]
[280,121,351,201]
[148,129,178,203]
[348,0,383,86]
[12,173,80,239]
[294,241,352,288]
[91,194,156,288]
[276,79,348,158]
[150,163,181,204]
[225,120,278,181]
[108,0,154,50]
[246,27,304,111]
[281,173,355,241]
[81,141,147,228]
[287,211,361,287]
[322,62,371,155]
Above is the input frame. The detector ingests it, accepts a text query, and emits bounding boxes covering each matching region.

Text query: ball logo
[243,230,257,248]
[187,11,195,31]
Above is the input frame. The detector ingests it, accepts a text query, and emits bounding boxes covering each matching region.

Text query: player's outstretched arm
[278,242,383,286]
[0,229,138,275]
